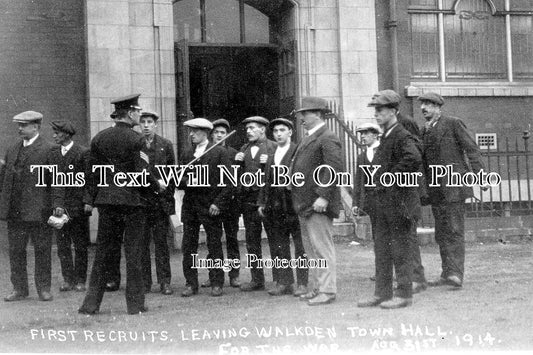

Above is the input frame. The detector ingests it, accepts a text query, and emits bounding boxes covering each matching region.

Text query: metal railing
[323,100,533,222]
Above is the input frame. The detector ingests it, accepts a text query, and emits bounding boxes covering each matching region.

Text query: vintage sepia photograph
[0,0,532,354]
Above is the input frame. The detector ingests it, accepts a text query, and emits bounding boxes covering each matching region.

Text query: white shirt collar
[306,122,326,137]
[24,134,39,147]
[62,141,74,152]
[274,143,291,165]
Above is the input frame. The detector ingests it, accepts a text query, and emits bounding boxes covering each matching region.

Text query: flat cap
[418,92,444,106]
[212,118,230,131]
[50,120,76,135]
[368,90,401,108]
[13,111,43,123]
[184,118,213,130]
[270,117,294,130]
[356,122,382,134]
[243,116,269,126]
[110,94,141,110]
[141,110,160,121]
[294,96,330,113]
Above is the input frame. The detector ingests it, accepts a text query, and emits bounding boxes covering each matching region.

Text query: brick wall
[0,0,88,155]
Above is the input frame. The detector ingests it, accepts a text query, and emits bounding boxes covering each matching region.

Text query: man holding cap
[49,120,91,292]
[0,111,54,302]
[79,94,159,315]
[139,111,175,295]
[178,118,232,297]
[357,92,421,309]
[258,117,308,297]
[235,116,277,292]
[199,119,241,289]
[419,92,484,289]
[290,97,343,306]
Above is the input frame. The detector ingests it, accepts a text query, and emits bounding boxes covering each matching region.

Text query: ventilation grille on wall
[476,133,497,149]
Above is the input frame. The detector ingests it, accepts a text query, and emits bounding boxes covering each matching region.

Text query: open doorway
[173,0,296,156]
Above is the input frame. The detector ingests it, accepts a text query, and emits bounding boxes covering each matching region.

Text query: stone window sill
[405,82,533,97]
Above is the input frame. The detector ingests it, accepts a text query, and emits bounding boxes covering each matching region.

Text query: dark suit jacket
[0,135,53,222]
[290,125,343,219]
[398,113,421,139]
[84,121,157,207]
[142,134,176,216]
[373,124,422,221]
[352,146,379,217]
[49,142,90,217]
[422,115,484,204]
[178,142,232,223]
[258,142,297,216]
[236,138,277,204]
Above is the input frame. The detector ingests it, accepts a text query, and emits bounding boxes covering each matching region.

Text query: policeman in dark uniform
[79,94,160,315]
[235,116,277,292]
[179,118,232,297]
[201,119,241,288]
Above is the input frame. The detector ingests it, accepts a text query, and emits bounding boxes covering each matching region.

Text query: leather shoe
[201,279,211,288]
[307,293,336,306]
[38,291,54,302]
[380,297,412,309]
[211,286,223,297]
[59,282,74,292]
[78,307,98,315]
[229,277,241,288]
[412,282,427,294]
[74,283,86,292]
[161,283,173,295]
[128,306,148,315]
[105,281,119,292]
[4,291,27,302]
[357,296,388,308]
[240,281,264,292]
[427,277,448,287]
[268,284,292,296]
[299,289,318,301]
[447,275,462,288]
[293,285,307,297]
[181,286,198,297]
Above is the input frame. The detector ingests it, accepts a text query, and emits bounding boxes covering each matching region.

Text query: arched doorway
[173,0,296,156]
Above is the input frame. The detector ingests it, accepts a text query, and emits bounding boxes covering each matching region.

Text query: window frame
[408,0,533,83]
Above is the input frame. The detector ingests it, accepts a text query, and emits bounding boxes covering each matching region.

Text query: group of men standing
[0,90,483,314]
[353,90,484,309]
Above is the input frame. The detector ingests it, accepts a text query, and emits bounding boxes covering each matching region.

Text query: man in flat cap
[257,118,308,297]
[200,119,241,289]
[235,116,277,292]
[367,90,428,293]
[290,97,343,306]
[178,118,232,297]
[79,94,159,315]
[352,122,382,248]
[357,93,422,309]
[48,120,91,292]
[419,92,484,289]
[0,111,54,302]
[139,111,175,295]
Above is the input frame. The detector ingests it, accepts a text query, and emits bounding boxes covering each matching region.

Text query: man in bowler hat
[290,97,343,306]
